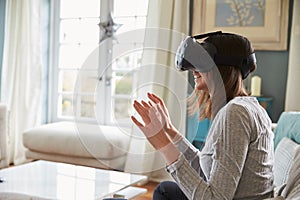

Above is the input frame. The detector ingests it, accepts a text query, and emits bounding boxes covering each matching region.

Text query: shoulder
[213,97,263,131]
[227,96,258,109]
[220,97,258,118]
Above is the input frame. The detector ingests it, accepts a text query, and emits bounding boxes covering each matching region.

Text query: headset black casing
[175,31,256,79]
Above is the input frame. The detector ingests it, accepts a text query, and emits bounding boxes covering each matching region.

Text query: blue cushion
[274,112,300,149]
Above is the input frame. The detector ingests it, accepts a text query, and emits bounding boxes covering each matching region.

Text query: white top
[167,96,274,200]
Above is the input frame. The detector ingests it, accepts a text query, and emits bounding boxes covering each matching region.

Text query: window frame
[48,0,61,123]
[48,0,148,126]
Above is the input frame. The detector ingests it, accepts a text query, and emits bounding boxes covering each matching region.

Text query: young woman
[132,32,274,200]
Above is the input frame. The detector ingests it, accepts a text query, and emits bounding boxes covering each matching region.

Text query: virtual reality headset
[175,31,256,79]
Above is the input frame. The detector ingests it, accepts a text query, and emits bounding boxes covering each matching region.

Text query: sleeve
[174,136,204,178]
[167,104,252,200]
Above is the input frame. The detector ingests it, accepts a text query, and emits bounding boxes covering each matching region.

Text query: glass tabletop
[0,160,147,200]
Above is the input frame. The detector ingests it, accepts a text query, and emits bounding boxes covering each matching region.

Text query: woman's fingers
[148,93,169,116]
[149,93,164,104]
[131,116,144,127]
[156,104,166,119]
[133,100,150,124]
[132,94,168,130]
[147,93,160,104]
[133,100,147,113]
[141,100,151,109]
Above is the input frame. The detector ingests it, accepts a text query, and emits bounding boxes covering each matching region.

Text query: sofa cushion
[274,112,300,149]
[23,122,131,159]
[282,147,300,199]
[274,137,300,187]
[25,150,127,170]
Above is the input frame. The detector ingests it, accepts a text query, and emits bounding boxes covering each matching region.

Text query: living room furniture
[271,112,300,199]
[21,110,300,198]
[0,160,147,199]
[23,122,132,171]
[0,103,9,169]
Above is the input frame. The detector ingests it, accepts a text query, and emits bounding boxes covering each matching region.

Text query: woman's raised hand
[131,100,171,150]
[147,93,181,141]
[131,93,181,165]
[147,93,171,129]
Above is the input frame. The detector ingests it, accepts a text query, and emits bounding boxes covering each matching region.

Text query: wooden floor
[133,181,158,200]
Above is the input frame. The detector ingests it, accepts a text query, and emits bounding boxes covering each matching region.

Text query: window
[49,0,149,126]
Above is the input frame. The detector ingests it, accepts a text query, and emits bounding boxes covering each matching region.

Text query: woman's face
[193,71,208,91]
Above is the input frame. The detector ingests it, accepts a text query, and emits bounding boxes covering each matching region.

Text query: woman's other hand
[131,99,180,165]
[131,100,170,149]
[147,93,182,142]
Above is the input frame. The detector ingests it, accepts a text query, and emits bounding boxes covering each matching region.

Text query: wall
[254,51,289,122]
[0,0,5,95]
[253,0,294,122]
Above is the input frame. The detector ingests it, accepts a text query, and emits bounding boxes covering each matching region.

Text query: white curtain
[124,0,190,181]
[285,0,300,111]
[1,0,43,165]
[0,104,9,168]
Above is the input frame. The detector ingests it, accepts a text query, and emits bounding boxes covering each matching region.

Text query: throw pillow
[274,137,300,187]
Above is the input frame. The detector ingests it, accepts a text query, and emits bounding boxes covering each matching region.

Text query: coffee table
[0,160,147,199]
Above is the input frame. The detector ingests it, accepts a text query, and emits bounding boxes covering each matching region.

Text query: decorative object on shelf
[192,0,289,50]
[251,75,262,96]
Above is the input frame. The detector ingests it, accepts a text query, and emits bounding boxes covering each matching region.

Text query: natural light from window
[51,0,149,125]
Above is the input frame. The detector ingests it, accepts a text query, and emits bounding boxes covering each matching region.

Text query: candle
[251,75,261,96]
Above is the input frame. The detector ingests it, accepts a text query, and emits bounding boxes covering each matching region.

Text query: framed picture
[192,0,289,50]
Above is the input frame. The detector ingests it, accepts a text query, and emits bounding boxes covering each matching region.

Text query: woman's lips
[193,72,201,79]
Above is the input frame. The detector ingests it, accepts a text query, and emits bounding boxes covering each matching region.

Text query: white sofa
[269,112,300,199]
[23,122,132,170]
[272,137,300,199]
